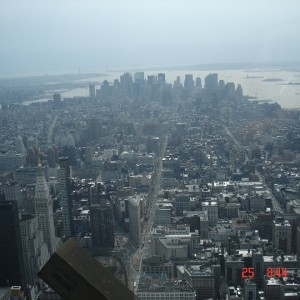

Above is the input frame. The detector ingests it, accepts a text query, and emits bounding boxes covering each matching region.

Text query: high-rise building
[20,214,50,286]
[0,181,22,208]
[184,265,215,300]
[175,194,190,217]
[14,165,48,185]
[157,73,166,85]
[53,93,62,109]
[89,84,96,100]
[128,196,142,245]
[225,255,244,287]
[59,157,72,238]
[120,72,133,98]
[272,217,291,254]
[202,201,218,226]
[35,164,60,254]
[0,201,25,286]
[90,202,114,248]
[184,74,194,95]
[134,72,145,84]
[147,75,156,85]
[244,279,257,300]
[155,202,172,225]
[15,136,26,155]
[136,280,196,300]
[204,73,218,93]
[195,77,202,88]
[263,277,283,300]
[84,147,93,165]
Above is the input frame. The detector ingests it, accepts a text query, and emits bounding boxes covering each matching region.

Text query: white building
[35,165,61,254]
[20,215,50,286]
[136,280,196,300]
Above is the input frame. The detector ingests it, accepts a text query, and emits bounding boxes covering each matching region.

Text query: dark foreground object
[38,238,138,300]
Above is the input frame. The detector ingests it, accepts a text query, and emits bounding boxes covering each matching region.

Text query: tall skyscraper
[90,202,114,248]
[0,201,25,286]
[134,72,145,84]
[204,73,218,92]
[35,164,60,254]
[20,214,50,286]
[59,157,72,238]
[15,135,26,155]
[272,217,291,254]
[157,73,166,85]
[184,74,194,95]
[89,84,96,100]
[128,196,142,245]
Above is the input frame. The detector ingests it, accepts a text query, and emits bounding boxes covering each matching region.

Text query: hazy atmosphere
[1,0,300,75]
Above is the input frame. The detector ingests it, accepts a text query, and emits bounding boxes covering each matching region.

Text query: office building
[134,72,144,84]
[128,196,142,245]
[184,265,215,300]
[202,201,218,226]
[155,202,172,225]
[15,136,26,155]
[0,150,26,171]
[204,73,218,92]
[89,84,96,100]
[90,202,114,248]
[0,181,22,208]
[20,214,50,286]
[184,74,194,95]
[14,165,48,185]
[225,255,244,286]
[175,194,190,217]
[0,201,25,286]
[59,158,72,238]
[157,73,166,85]
[272,217,291,254]
[35,164,60,254]
[263,277,283,300]
[244,279,257,300]
[136,280,196,300]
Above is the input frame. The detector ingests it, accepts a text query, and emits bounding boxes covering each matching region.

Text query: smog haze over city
[1,0,300,75]
[2,1,300,300]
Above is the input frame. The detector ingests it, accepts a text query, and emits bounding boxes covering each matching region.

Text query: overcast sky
[1,0,300,75]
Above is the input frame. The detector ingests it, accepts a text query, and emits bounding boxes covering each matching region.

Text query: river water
[24,68,300,109]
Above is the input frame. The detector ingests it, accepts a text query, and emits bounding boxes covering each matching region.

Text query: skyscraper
[15,135,26,155]
[35,164,60,254]
[20,214,50,286]
[59,157,72,238]
[128,196,142,245]
[184,74,194,95]
[90,202,114,248]
[204,73,218,93]
[0,201,25,286]
[89,84,96,100]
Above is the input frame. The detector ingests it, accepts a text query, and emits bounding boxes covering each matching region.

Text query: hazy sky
[1,0,300,75]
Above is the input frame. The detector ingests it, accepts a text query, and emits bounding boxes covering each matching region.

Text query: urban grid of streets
[115,133,168,289]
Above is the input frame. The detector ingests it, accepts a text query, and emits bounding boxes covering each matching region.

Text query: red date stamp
[241,267,287,278]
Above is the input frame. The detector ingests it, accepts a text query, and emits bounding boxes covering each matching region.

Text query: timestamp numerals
[266,268,287,278]
[242,267,288,279]
[242,267,254,278]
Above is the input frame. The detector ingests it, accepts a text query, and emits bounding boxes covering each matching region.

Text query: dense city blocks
[1,70,300,300]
